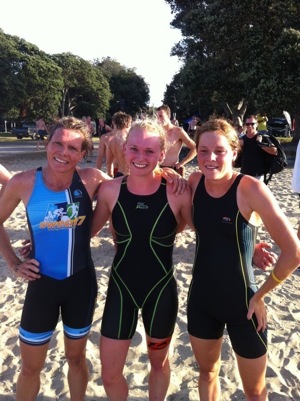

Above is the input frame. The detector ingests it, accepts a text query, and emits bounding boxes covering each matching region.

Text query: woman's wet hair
[194,118,240,153]
[47,116,92,153]
[127,118,167,151]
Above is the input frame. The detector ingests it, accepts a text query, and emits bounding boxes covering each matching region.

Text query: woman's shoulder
[11,168,37,184]
[238,174,270,199]
[77,166,111,182]
[99,175,123,193]
[188,170,202,187]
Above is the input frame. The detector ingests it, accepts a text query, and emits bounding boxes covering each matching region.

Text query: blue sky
[0,0,183,106]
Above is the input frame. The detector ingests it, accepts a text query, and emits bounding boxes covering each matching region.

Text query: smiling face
[197,131,237,179]
[46,128,86,172]
[125,127,165,176]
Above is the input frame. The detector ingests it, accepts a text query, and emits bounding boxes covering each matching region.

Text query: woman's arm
[0,173,40,280]
[0,164,12,198]
[239,177,300,330]
[91,178,121,237]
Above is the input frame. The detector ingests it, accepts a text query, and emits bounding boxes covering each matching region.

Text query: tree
[51,53,111,118]
[164,0,300,137]
[95,57,150,118]
[0,29,63,120]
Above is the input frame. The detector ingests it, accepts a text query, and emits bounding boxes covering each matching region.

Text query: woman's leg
[16,341,49,401]
[100,335,131,401]
[64,335,89,401]
[147,335,172,401]
[189,335,223,401]
[236,353,268,401]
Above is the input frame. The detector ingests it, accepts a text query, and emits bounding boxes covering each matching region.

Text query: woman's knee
[20,363,43,379]
[243,384,267,401]
[199,359,221,383]
[101,367,123,388]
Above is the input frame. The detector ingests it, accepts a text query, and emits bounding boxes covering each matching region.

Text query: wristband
[271,269,283,284]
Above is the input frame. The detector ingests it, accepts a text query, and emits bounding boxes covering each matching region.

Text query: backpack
[259,133,288,185]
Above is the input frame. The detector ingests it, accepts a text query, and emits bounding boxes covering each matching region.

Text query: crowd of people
[0,109,299,401]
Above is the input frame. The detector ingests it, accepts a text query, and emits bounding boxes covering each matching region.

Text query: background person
[156,104,197,177]
[239,115,277,180]
[98,118,112,138]
[188,115,201,138]
[0,116,110,401]
[105,111,132,177]
[257,112,268,135]
[96,124,116,171]
[35,117,47,150]
[85,116,95,162]
[187,118,300,401]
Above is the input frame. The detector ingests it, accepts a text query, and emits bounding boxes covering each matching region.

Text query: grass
[278,137,293,144]
[0,132,22,142]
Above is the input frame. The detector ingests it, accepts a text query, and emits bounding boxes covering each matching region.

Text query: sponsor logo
[40,202,86,229]
[222,216,232,224]
[136,202,148,210]
[73,189,83,197]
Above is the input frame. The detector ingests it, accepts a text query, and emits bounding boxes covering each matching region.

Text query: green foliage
[51,53,111,118]
[95,57,150,119]
[0,29,63,120]
[164,0,300,129]
[0,31,150,124]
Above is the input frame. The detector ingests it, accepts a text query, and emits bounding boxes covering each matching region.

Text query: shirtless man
[85,116,95,162]
[106,111,132,177]
[156,105,196,176]
[96,125,116,171]
[35,117,47,150]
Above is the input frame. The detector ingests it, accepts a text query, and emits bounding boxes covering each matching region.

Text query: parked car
[11,122,38,139]
[267,117,291,137]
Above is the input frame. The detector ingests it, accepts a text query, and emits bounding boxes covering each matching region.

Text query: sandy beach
[0,150,299,401]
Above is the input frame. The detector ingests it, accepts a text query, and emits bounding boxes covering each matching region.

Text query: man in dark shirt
[240,115,277,180]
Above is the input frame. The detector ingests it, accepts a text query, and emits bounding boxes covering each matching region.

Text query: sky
[0,0,183,106]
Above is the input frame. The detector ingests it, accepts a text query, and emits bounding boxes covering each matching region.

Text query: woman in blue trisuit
[0,117,111,401]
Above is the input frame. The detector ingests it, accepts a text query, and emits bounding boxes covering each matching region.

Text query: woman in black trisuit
[187,119,300,401]
[92,118,192,401]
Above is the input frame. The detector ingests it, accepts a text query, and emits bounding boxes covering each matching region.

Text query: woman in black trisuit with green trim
[92,118,192,401]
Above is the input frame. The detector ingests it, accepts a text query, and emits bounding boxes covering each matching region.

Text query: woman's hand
[247,294,267,332]
[253,242,277,271]
[12,259,40,281]
[160,167,187,195]
[19,239,32,259]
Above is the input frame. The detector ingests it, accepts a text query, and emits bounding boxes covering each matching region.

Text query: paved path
[0,140,99,155]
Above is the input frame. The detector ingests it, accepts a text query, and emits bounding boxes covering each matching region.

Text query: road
[0,140,39,155]
[0,140,99,155]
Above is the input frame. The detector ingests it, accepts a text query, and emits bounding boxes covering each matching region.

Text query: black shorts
[187,302,268,359]
[101,275,178,340]
[37,130,47,140]
[20,268,98,345]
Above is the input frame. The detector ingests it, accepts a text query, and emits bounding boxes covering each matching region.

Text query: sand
[0,150,299,401]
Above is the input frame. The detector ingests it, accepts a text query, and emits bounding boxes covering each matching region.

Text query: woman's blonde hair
[127,118,166,151]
